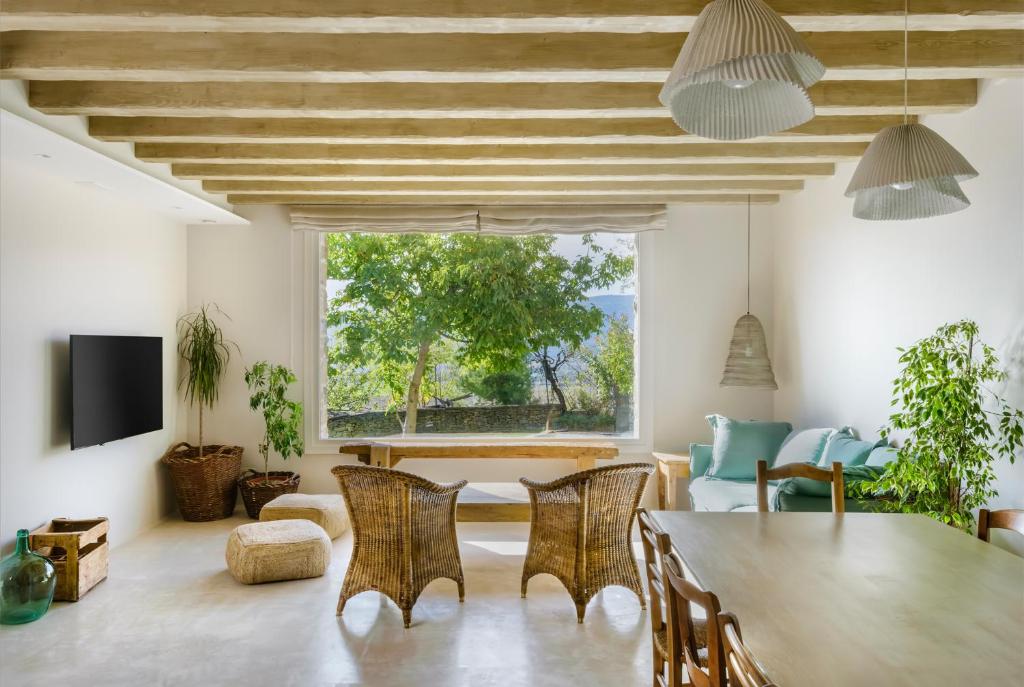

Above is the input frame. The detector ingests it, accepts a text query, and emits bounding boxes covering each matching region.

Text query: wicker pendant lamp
[659,0,825,141]
[845,0,978,220]
[721,197,778,390]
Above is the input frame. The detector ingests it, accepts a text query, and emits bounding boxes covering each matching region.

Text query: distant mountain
[588,294,635,331]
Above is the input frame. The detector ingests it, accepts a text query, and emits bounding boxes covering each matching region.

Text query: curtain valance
[289,205,666,235]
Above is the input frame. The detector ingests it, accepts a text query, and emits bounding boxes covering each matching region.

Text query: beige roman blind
[289,205,666,235]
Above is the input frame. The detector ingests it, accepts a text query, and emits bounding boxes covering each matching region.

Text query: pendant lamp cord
[903,0,909,124]
[746,194,751,315]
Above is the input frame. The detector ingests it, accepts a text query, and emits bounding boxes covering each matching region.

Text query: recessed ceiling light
[201,219,217,224]
[33,153,52,159]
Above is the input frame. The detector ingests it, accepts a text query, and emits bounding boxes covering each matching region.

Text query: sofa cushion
[773,465,888,512]
[865,446,898,467]
[688,443,714,478]
[819,432,883,467]
[706,415,792,480]
[689,476,778,512]
[774,428,836,467]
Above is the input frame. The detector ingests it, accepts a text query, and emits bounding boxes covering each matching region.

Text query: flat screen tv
[70,335,163,449]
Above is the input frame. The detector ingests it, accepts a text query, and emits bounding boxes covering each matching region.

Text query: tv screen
[70,335,163,449]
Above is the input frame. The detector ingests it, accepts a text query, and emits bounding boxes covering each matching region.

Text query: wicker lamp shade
[721,313,778,389]
[659,0,825,141]
[845,122,979,220]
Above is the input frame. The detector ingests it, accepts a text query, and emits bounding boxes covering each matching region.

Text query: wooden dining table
[651,511,1024,686]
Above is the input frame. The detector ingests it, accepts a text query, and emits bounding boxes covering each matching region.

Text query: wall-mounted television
[70,335,163,449]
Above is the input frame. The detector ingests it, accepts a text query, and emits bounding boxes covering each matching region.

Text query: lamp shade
[721,313,778,389]
[659,0,825,141]
[845,123,979,221]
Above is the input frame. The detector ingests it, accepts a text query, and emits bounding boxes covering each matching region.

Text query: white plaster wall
[0,156,188,550]
[770,78,1024,515]
[186,204,775,499]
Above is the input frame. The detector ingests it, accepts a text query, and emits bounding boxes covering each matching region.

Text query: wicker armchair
[520,462,655,623]
[332,465,467,628]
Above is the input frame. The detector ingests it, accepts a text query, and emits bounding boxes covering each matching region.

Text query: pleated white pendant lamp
[845,0,978,220]
[659,0,825,141]
[721,197,778,390]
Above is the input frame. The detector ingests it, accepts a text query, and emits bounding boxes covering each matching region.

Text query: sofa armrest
[688,443,713,478]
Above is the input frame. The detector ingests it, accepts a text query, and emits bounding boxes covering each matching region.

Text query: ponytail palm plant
[178,305,235,457]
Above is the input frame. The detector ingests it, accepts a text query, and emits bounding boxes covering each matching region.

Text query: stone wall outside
[327,403,563,437]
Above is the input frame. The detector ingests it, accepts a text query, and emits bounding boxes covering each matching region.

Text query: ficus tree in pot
[862,320,1023,531]
[239,361,304,518]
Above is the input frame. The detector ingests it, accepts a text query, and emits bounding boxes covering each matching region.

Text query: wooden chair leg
[575,601,587,623]
[521,575,529,599]
[457,579,465,602]
[402,608,412,629]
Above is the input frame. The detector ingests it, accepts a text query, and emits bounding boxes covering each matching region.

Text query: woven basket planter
[161,442,244,522]
[238,470,301,519]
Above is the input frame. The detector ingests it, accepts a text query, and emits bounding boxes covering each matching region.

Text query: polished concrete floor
[1,515,653,687]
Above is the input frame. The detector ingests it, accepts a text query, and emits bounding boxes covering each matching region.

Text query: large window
[319,231,637,439]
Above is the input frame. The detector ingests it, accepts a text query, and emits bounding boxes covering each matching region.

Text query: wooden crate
[29,518,109,602]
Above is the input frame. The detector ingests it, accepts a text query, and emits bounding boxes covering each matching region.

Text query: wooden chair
[637,508,682,687]
[718,611,777,687]
[332,464,467,628]
[756,460,845,513]
[520,463,654,623]
[663,552,726,687]
[977,508,1024,543]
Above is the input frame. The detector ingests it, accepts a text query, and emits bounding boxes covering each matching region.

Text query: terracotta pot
[237,470,300,519]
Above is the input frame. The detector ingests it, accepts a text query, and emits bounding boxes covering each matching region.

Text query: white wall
[0,156,188,550]
[771,78,1024,514]
[186,204,775,497]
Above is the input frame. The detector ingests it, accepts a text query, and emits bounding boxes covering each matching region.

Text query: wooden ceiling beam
[3,30,1021,82]
[31,80,978,118]
[90,114,910,144]
[3,1,1021,32]
[202,179,804,194]
[134,141,869,164]
[226,193,783,205]
[172,162,837,182]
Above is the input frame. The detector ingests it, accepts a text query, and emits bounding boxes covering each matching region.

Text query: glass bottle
[0,529,57,624]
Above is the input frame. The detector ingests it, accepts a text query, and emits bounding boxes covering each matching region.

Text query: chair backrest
[637,508,673,660]
[977,508,1024,543]
[663,552,725,687]
[332,464,466,548]
[756,460,845,513]
[718,611,777,687]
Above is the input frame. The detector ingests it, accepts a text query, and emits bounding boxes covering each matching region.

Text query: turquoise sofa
[687,417,898,512]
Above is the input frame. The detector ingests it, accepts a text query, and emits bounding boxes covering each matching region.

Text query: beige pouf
[259,493,349,540]
[225,520,331,585]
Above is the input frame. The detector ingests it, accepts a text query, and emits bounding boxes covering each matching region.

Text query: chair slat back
[977,508,1024,543]
[637,509,672,654]
[718,611,777,687]
[756,460,845,513]
[663,552,726,687]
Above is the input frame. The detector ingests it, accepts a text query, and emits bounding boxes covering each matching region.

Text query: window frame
[300,230,654,455]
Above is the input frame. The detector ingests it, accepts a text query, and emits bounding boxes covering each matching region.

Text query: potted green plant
[238,361,304,518]
[861,320,1023,531]
[162,305,244,521]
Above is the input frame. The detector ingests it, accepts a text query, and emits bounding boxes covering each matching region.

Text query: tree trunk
[540,356,567,414]
[198,405,204,458]
[404,341,432,434]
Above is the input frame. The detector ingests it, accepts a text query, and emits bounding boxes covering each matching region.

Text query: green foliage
[460,358,533,406]
[325,232,633,432]
[859,320,1023,530]
[581,314,635,413]
[553,411,615,432]
[177,304,235,451]
[244,361,304,482]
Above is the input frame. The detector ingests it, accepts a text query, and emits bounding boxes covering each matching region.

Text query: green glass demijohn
[0,529,57,624]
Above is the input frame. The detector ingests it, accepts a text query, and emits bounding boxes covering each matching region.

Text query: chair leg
[336,590,348,617]
[521,575,529,599]
[457,579,465,602]
[575,601,587,624]
[402,608,412,629]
